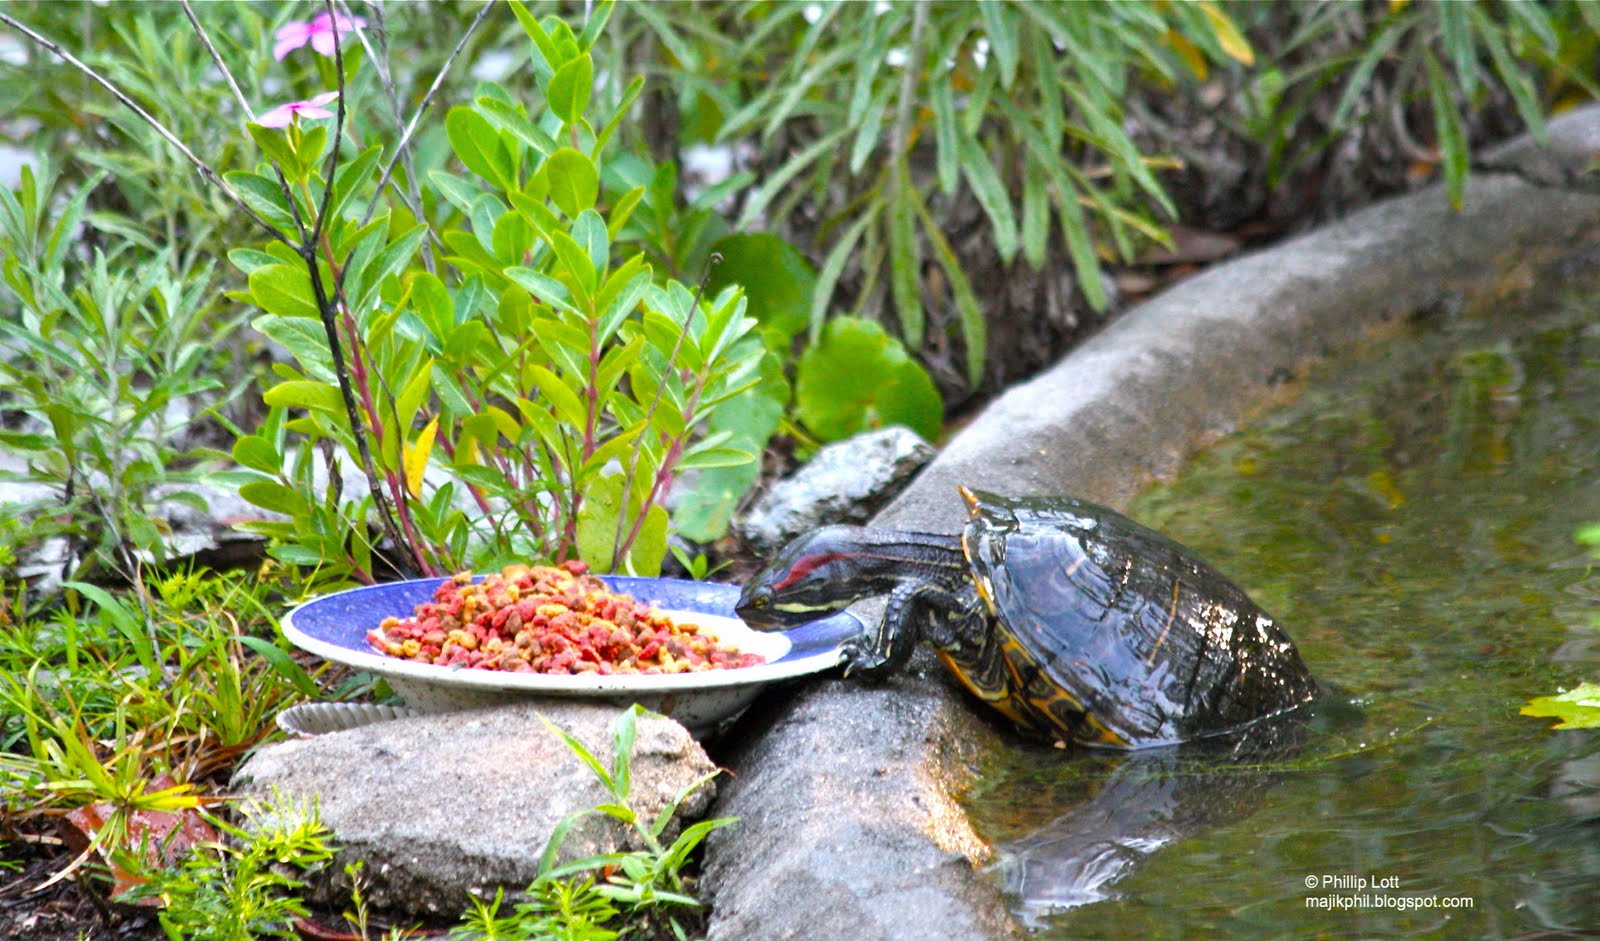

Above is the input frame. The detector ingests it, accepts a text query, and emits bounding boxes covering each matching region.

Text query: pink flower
[254,91,340,128]
[273,12,366,61]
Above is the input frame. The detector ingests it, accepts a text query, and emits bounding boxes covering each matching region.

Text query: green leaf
[888,178,922,348]
[428,169,484,216]
[704,233,815,351]
[529,365,586,428]
[477,97,557,160]
[809,209,876,344]
[910,184,988,386]
[671,396,779,542]
[247,264,320,319]
[1021,161,1050,270]
[978,0,1019,89]
[247,122,299,174]
[547,52,594,126]
[1423,50,1469,211]
[447,105,515,191]
[545,147,599,218]
[795,317,941,443]
[239,480,310,516]
[1521,683,1600,730]
[224,171,296,236]
[1437,0,1477,100]
[576,473,666,575]
[958,133,1019,263]
[930,70,960,196]
[231,435,281,475]
[547,228,598,302]
[251,315,335,381]
[263,379,346,415]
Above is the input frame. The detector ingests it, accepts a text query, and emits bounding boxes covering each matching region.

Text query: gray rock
[233,701,718,916]
[737,426,935,554]
[702,106,1600,940]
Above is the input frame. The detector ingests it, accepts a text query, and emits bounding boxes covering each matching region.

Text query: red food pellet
[366,563,765,676]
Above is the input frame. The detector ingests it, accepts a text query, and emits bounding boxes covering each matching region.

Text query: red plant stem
[616,372,705,568]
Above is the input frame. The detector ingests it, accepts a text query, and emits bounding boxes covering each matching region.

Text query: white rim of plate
[281,603,846,696]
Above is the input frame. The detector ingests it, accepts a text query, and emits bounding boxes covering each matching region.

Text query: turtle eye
[749,590,771,609]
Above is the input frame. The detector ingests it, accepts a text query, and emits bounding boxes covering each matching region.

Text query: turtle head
[737,526,913,630]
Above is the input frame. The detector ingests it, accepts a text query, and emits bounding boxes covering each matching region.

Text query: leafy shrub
[0,158,241,585]
[602,1,1595,396]
[221,2,767,582]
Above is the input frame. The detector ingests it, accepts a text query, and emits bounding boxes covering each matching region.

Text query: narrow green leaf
[910,185,988,385]
[958,134,1019,263]
[930,70,960,195]
[979,0,1019,88]
[1021,160,1049,270]
[809,209,876,344]
[1423,50,1469,211]
[1437,0,1477,99]
[888,178,923,348]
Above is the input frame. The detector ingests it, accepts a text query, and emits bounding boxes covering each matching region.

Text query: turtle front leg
[842,581,984,681]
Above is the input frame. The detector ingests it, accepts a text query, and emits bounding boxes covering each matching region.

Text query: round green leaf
[796,317,942,443]
[705,233,815,351]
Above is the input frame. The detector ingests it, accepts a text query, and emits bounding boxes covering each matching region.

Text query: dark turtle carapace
[736,488,1319,749]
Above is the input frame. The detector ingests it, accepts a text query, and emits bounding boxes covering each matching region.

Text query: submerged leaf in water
[1521,683,1600,730]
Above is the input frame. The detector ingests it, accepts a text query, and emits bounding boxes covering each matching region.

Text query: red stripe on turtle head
[772,551,851,591]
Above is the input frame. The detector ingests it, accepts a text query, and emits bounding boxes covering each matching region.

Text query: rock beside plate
[234,700,717,916]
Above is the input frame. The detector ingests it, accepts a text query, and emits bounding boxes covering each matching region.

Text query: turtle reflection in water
[736,487,1319,749]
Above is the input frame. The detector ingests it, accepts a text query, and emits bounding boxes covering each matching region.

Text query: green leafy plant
[222,1,766,583]
[636,1,1253,388]
[0,158,242,584]
[0,571,317,870]
[1230,0,1591,211]
[116,794,337,941]
[452,704,731,940]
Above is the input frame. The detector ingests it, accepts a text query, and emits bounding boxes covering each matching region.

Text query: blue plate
[281,575,863,734]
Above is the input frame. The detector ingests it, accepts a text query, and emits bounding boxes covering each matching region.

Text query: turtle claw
[839,641,893,682]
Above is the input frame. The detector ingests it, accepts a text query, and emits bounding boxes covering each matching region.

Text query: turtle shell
[959,490,1318,748]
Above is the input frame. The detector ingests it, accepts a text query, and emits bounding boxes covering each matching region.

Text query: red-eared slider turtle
[735,487,1318,749]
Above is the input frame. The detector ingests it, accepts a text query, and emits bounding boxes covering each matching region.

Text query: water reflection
[967,299,1600,938]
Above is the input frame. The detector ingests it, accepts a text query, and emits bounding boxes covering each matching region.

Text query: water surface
[966,295,1600,938]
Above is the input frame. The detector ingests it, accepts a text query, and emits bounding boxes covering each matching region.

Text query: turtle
[734,487,1319,749]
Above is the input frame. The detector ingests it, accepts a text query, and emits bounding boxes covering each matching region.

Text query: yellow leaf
[1167,30,1208,81]
[1199,2,1254,66]
[405,417,439,498]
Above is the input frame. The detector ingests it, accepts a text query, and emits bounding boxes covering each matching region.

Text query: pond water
[964,293,1600,938]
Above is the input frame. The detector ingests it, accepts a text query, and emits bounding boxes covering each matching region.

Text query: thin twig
[290,0,414,577]
[342,0,429,248]
[178,0,254,121]
[0,10,288,244]
[361,0,494,230]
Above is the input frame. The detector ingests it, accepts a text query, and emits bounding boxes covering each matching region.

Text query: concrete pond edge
[700,107,1600,941]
